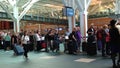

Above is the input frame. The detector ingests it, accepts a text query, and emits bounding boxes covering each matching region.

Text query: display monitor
[63,6,74,16]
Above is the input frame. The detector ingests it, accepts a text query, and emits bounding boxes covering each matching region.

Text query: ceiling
[88,0,115,15]
[0,0,116,19]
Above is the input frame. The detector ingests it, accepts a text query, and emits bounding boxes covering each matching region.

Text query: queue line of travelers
[0,25,115,57]
[0,19,120,68]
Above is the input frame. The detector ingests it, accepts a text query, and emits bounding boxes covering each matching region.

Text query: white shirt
[22,35,30,44]
[35,34,41,41]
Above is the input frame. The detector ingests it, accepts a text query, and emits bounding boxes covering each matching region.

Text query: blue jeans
[97,40,102,50]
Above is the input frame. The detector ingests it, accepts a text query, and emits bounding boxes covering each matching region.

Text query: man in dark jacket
[109,19,120,68]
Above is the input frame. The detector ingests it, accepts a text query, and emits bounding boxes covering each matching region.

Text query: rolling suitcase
[41,41,49,52]
[82,41,87,52]
[14,44,24,55]
[87,42,97,56]
[68,41,74,54]
[41,41,47,48]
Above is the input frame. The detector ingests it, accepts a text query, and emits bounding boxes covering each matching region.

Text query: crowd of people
[86,19,120,68]
[0,19,120,68]
[0,29,63,59]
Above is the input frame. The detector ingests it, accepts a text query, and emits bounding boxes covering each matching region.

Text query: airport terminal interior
[0,0,119,68]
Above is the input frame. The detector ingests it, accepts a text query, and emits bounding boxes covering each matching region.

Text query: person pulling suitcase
[21,31,30,60]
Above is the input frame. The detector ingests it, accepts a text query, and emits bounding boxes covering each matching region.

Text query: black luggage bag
[87,42,97,56]
[82,41,87,52]
[67,40,74,54]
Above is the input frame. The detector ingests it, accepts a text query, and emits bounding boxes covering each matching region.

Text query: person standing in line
[65,28,70,36]
[11,32,19,55]
[28,31,35,51]
[4,32,11,51]
[71,27,78,54]
[87,24,96,46]
[53,30,60,52]
[109,19,120,68]
[45,28,52,52]
[96,27,103,51]
[35,30,42,51]
[76,26,82,52]
[21,31,30,60]
[64,28,70,53]
[100,26,107,57]
[0,32,3,49]
[48,29,55,52]
[104,24,111,56]
[96,26,106,57]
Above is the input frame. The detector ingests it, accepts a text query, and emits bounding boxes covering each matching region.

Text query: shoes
[23,56,29,60]
[117,61,120,68]
[25,57,29,60]
[113,65,117,68]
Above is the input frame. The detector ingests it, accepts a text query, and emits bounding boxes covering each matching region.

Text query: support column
[80,11,88,39]
[68,17,73,33]
[68,0,73,33]
[0,0,39,33]
[75,0,91,41]
[71,0,76,28]
[62,0,73,33]
[13,6,19,32]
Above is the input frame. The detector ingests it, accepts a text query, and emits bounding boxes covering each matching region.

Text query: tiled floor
[0,49,112,68]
